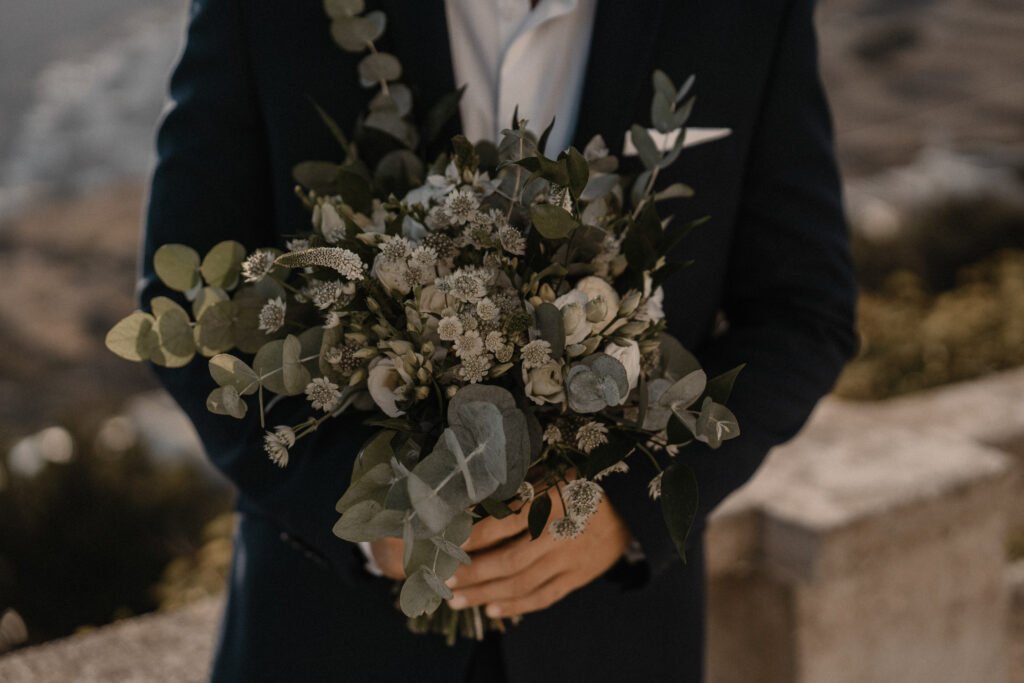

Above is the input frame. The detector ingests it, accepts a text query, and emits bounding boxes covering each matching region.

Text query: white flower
[484,331,505,354]
[648,471,664,500]
[379,235,411,262]
[498,226,526,255]
[517,481,535,504]
[305,377,341,412]
[458,354,492,383]
[437,316,464,341]
[309,281,342,310]
[410,245,439,270]
[564,479,603,519]
[453,330,483,359]
[319,203,347,243]
[257,297,287,333]
[523,361,565,405]
[549,516,585,540]
[476,297,499,322]
[442,188,480,225]
[593,461,629,482]
[494,344,514,363]
[542,424,563,445]
[285,238,310,252]
[447,268,488,304]
[575,421,609,454]
[371,253,411,295]
[583,135,609,162]
[574,276,620,329]
[604,340,642,391]
[323,311,342,329]
[241,250,277,283]
[366,357,413,417]
[520,340,553,369]
[263,427,294,467]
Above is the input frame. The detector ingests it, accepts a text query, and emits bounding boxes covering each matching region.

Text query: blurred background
[0,0,1021,679]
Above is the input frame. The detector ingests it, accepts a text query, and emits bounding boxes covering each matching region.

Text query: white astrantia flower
[498,226,526,255]
[323,311,342,329]
[575,421,609,454]
[305,377,341,412]
[257,297,287,333]
[476,297,499,322]
[458,354,491,383]
[371,253,412,295]
[604,339,642,391]
[549,516,585,540]
[263,429,291,468]
[309,280,343,310]
[442,188,480,225]
[409,245,438,270]
[379,235,411,262]
[517,481,535,504]
[521,339,553,369]
[320,203,347,243]
[484,331,505,354]
[447,268,488,304]
[542,423,563,445]
[241,249,277,283]
[437,316,463,342]
[648,471,664,500]
[593,461,630,482]
[564,479,603,519]
[453,330,483,359]
[285,238,310,252]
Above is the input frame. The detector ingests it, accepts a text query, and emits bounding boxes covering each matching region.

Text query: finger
[462,512,529,552]
[447,555,561,610]
[482,572,576,619]
[451,532,555,589]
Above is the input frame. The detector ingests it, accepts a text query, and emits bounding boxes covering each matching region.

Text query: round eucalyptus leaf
[358,52,402,86]
[208,354,260,395]
[200,240,246,289]
[152,308,196,368]
[195,299,235,356]
[150,296,188,319]
[105,311,158,362]
[364,110,416,148]
[324,0,365,19]
[232,279,286,353]
[153,244,201,293]
[281,334,311,395]
[299,326,324,377]
[253,340,286,395]
[369,82,412,117]
[374,149,424,198]
[399,568,444,617]
[206,386,247,420]
[192,286,229,319]
[330,15,382,52]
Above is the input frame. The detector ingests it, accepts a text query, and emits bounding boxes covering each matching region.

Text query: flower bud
[528,295,544,308]
[616,321,649,337]
[585,297,608,323]
[446,385,459,399]
[565,343,588,358]
[414,385,430,401]
[618,290,642,317]
[349,368,366,385]
[489,362,514,378]
[387,340,414,355]
[416,367,430,384]
[353,347,379,360]
[366,298,381,314]
[538,283,557,303]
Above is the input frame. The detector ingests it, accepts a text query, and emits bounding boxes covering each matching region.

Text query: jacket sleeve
[602,0,859,580]
[139,0,372,578]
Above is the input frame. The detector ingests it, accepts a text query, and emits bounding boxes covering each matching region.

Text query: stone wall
[2,369,1023,682]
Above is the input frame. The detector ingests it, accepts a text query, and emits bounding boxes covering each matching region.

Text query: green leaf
[652,69,676,102]
[231,279,286,353]
[336,462,393,513]
[195,300,235,356]
[660,463,699,563]
[530,204,579,240]
[422,567,454,600]
[423,86,465,145]
[150,296,186,319]
[312,101,351,152]
[152,307,196,368]
[705,364,745,405]
[350,430,397,483]
[629,125,660,170]
[281,334,311,395]
[661,370,707,412]
[654,183,695,202]
[200,240,246,289]
[153,244,200,293]
[206,386,247,419]
[527,492,552,540]
[431,536,471,565]
[694,398,740,449]
[208,354,260,396]
[374,149,424,197]
[676,74,696,103]
[658,333,702,380]
[332,499,405,542]
[566,147,589,200]
[192,286,229,319]
[400,568,444,617]
[323,0,364,19]
[292,161,342,195]
[358,52,401,85]
[537,117,556,155]
[651,91,674,134]
[672,95,696,130]
[105,311,158,362]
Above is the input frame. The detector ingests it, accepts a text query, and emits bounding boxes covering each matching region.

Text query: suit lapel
[572,0,666,152]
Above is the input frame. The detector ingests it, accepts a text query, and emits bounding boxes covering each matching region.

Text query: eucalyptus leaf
[200,240,246,289]
[208,354,260,395]
[105,311,158,362]
[652,69,676,102]
[629,125,661,170]
[566,147,589,200]
[661,370,707,412]
[195,300,235,356]
[565,353,629,413]
[153,244,200,293]
[192,286,229,319]
[694,397,740,449]
[292,161,342,195]
[705,364,746,404]
[152,307,196,368]
[358,52,402,85]
[330,16,382,52]
[253,337,309,396]
[654,183,695,202]
[448,384,530,501]
[206,386,247,419]
[400,568,444,617]
[323,0,365,19]
[332,499,405,542]
[336,462,394,513]
[651,91,674,134]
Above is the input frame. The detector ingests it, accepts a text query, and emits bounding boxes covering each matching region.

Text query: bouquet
[106,0,742,643]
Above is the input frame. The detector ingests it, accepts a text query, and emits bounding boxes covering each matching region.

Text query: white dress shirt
[444,0,599,154]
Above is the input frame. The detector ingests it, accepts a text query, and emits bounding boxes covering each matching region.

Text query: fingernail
[448,595,467,609]
[446,576,458,588]
[485,604,501,618]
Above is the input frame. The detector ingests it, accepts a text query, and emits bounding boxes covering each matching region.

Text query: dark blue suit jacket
[139,1,857,680]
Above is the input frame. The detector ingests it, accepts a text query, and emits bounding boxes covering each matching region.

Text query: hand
[446,487,632,619]
[368,538,405,580]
